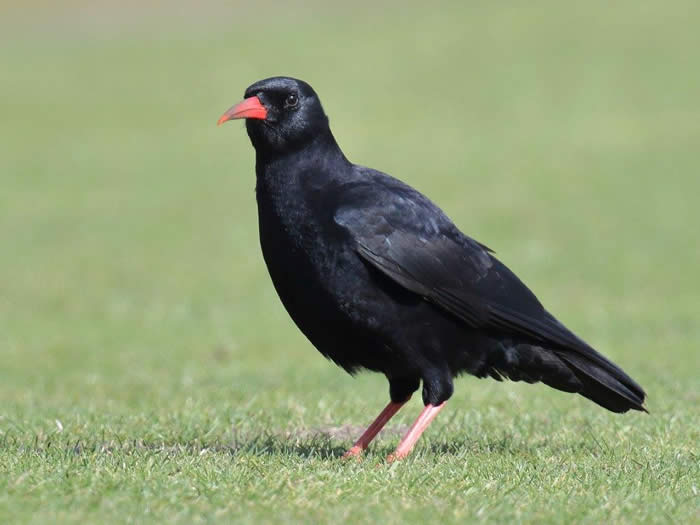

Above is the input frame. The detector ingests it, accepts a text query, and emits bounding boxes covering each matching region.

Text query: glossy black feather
[238,76,647,413]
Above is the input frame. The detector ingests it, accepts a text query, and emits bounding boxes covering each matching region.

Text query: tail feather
[488,342,647,413]
[555,351,647,413]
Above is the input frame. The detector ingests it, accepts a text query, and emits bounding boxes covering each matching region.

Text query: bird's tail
[488,343,647,413]
[553,349,647,413]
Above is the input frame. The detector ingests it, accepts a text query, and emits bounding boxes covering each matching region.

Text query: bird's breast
[254,186,398,371]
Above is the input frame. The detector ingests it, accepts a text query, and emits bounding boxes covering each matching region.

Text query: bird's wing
[334,170,645,412]
[333,174,601,360]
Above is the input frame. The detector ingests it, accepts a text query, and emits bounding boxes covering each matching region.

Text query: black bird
[218,77,647,461]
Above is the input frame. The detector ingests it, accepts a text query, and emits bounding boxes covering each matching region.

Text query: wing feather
[334,174,622,369]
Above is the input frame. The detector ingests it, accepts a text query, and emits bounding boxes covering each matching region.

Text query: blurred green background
[1,1,698,523]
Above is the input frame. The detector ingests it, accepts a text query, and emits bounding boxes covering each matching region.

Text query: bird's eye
[284,93,299,108]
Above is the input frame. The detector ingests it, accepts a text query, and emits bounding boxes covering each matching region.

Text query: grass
[1,1,698,523]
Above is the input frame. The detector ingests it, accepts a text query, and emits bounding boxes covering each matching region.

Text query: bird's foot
[342,445,364,460]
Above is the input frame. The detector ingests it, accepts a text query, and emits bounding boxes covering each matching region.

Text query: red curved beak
[217,96,267,125]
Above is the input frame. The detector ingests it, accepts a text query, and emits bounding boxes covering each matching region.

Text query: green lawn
[1,1,698,523]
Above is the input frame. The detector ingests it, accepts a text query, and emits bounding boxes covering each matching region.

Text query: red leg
[343,398,410,458]
[387,402,446,462]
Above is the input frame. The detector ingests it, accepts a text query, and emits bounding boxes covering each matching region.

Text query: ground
[1,1,698,523]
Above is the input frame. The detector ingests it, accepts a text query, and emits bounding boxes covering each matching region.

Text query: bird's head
[218,76,331,156]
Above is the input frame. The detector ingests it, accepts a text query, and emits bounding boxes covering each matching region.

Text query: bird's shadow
[224,424,606,460]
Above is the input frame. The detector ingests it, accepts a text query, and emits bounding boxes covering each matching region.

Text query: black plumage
[218,77,646,459]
